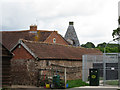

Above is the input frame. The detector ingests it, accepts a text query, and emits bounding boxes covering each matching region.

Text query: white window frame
[53,38,56,43]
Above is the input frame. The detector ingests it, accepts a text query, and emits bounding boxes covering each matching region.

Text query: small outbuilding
[11,39,102,86]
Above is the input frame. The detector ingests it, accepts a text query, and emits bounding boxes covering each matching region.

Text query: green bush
[66,79,89,88]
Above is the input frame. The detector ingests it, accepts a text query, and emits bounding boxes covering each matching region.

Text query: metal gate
[82,53,118,86]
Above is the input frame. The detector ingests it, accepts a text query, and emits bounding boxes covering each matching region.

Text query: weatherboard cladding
[14,39,102,60]
[1,43,13,87]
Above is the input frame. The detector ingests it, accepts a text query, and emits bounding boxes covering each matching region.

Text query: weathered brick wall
[11,59,38,86]
[11,59,82,85]
[37,60,82,80]
[44,31,69,45]
[38,60,82,67]
[11,45,38,86]
[51,60,82,67]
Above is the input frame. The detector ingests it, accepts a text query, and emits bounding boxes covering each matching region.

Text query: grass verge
[105,80,118,85]
[66,79,89,88]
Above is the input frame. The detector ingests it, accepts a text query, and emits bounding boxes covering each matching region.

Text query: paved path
[10,87,119,90]
[71,86,119,90]
[11,85,120,90]
[68,88,118,90]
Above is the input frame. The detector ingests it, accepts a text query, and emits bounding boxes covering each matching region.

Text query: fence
[82,53,118,86]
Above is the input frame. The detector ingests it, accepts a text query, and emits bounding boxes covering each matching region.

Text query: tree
[112,16,120,40]
[112,16,120,53]
[81,44,85,47]
[96,43,119,53]
[97,42,106,48]
[112,16,120,87]
[81,42,95,48]
[112,27,120,40]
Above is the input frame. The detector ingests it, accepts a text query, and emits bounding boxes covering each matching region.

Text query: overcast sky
[1,0,120,46]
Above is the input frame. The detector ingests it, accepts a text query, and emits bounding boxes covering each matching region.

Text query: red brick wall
[44,31,69,45]
[11,45,38,86]
[12,45,34,60]
[11,59,38,86]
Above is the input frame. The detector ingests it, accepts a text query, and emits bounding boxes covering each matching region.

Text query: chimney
[30,24,37,31]
[69,21,74,25]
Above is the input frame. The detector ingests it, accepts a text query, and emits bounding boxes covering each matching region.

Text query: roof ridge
[37,30,55,32]
[21,39,90,49]
[0,30,29,32]
[22,39,100,50]
[1,30,56,33]
[57,33,71,45]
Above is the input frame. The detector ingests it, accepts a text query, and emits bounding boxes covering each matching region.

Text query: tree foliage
[112,16,120,40]
[81,42,95,48]
[112,17,120,53]
[112,28,120,39]
[96,42,119,53]
[97,46,119,53]
[81,42,119,53]
[97,42,106,48]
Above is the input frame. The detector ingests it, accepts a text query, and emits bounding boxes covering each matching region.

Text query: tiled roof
[20,39,102,60]
[1,30,53,50]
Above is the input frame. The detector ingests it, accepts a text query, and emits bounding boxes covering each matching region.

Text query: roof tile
[21,39,102,60]
[1,30,53,50]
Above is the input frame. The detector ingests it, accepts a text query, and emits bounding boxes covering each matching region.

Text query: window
[53,38,56,43]
[18,45,21,48]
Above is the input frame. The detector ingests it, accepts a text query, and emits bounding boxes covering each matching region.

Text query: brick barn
[10,39,102,86]
[1,25,70,50]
